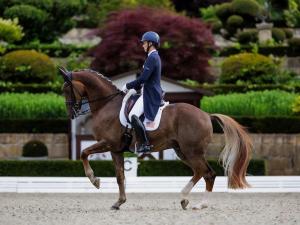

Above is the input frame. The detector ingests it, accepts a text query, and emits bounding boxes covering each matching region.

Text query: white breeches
[128,95,144,122]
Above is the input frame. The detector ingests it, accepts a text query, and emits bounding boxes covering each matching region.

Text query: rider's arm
[126,55,155,90]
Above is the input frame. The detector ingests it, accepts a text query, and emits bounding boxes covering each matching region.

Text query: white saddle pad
[119,89,169,131]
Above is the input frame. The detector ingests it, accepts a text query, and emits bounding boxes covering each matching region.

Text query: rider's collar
[148,49,157,56]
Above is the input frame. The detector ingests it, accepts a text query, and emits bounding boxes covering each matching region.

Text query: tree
[89,7,216,83]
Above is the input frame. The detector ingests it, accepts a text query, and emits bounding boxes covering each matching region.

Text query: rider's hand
[122,84,128,93]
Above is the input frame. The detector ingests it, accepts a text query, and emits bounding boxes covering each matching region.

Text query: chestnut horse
[59,68,252,210]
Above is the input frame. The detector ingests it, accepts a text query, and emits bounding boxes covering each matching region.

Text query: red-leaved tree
[89,7,216,83]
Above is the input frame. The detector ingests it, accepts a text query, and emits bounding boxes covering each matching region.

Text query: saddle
[119,89,169,131]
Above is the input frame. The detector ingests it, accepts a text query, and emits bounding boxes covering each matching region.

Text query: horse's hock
[207,133,300,175]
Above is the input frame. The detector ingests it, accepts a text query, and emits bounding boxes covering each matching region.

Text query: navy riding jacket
[126,50,163,121]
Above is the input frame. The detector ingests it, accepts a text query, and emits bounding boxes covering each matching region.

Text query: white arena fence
[0,176,299,193]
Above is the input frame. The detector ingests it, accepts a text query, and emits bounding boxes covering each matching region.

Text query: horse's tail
[211,113,252,189]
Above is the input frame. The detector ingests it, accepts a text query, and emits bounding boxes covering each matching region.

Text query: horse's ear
[58,66,71,82]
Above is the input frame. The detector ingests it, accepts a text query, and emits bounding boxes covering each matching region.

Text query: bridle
[62,70,121,119]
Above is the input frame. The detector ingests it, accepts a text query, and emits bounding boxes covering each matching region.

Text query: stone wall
[0,133,299,175]
[207,134,300,175]
[0,134,69,159]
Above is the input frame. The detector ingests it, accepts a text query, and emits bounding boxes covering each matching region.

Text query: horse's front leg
[110,151,126,210]
[81,140,110,189]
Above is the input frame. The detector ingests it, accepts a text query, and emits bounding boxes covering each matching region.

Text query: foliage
[231,0,261,18]
[0,159,266,176]
[1,41,91,57]
[272,28,286,43]
[0,81,62,94]
[3,4,48,42]
[220,53,280,84]
[22,140,48,157]
[284,0,300,27]
[237,30,258,44]
[0,50,56,83]
[288,37,300,47]
[226,15,243,33]
[283,28,294,39]
[0,93,67,119]
[215,3,233,21]
[89,7,216,83]
[79,0,174,28]
[201,90,298,117]
[292,96,300,114]
[1,0,86,42]
[65,52,92,71]
[0,17,23,43]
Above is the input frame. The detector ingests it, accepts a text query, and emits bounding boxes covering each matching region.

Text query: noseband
[63,71,121,119]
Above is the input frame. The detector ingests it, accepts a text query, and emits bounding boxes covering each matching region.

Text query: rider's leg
[129,96,151,153]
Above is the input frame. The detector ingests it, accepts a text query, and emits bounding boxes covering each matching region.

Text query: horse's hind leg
[180,155,216,210]
[203,160,216,192]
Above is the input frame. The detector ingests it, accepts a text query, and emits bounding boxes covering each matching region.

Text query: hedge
[197,83,300,95]
[0,82,62,94]
[0,119,68,133]
[0,159,266,176]
[1,42,90,57]
[219,45,300,57]
[212,116,300,133]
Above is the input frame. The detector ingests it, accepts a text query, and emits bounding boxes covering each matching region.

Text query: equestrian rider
[122,31,163,153]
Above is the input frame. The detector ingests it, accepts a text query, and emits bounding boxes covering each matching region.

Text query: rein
[63,70,122,118]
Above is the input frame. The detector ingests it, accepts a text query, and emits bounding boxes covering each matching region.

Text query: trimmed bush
[226,15,243,28]
[272,28,286,43]
[231,0,261,18]
[22,140,48,157]
[220,53,278,84]
[0,82,62,94]
[0,159,266,176]
[292,96,300,115]
[201,90,297,117]
[3,4,47,42]
[283,28,294,39]
[0,93,67,119]
[89,7,216,83]
[0,50,56,83]
[237,30,258,44]
[216,3,232,21]
[288,37,300,47]
[0,18,23,43]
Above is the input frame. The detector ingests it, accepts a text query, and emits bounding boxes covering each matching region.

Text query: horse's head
[58,67,89,119]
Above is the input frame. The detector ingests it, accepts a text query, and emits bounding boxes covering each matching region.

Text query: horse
[59,67,252,210]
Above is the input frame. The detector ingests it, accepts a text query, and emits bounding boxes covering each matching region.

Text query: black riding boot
[131,115,151,153]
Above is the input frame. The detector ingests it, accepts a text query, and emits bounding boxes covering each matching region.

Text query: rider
[122,31,163,153]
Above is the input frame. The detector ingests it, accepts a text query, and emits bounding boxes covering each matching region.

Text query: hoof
[93,178,100,189]
[111,205,120,210]
[181,199,189,210]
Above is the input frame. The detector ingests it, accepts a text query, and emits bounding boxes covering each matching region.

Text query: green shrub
[226,14,243,28]
[216,3,232,21]
[283,28,294,39]
[237,30,258,44]
[220,53,278,84]
[288,37,300,47]
[205,18,223,33]
[272,28,286,43]
[0,93,67,119]
[22,140,48,157]
[0,18,23,43]
[201,90,298,117]
[3,4,48,41]
[0,159,266,176]
[4,0,54,11]
[231,0,261,17]
[292,96,300,115]
[0,50,56,83]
